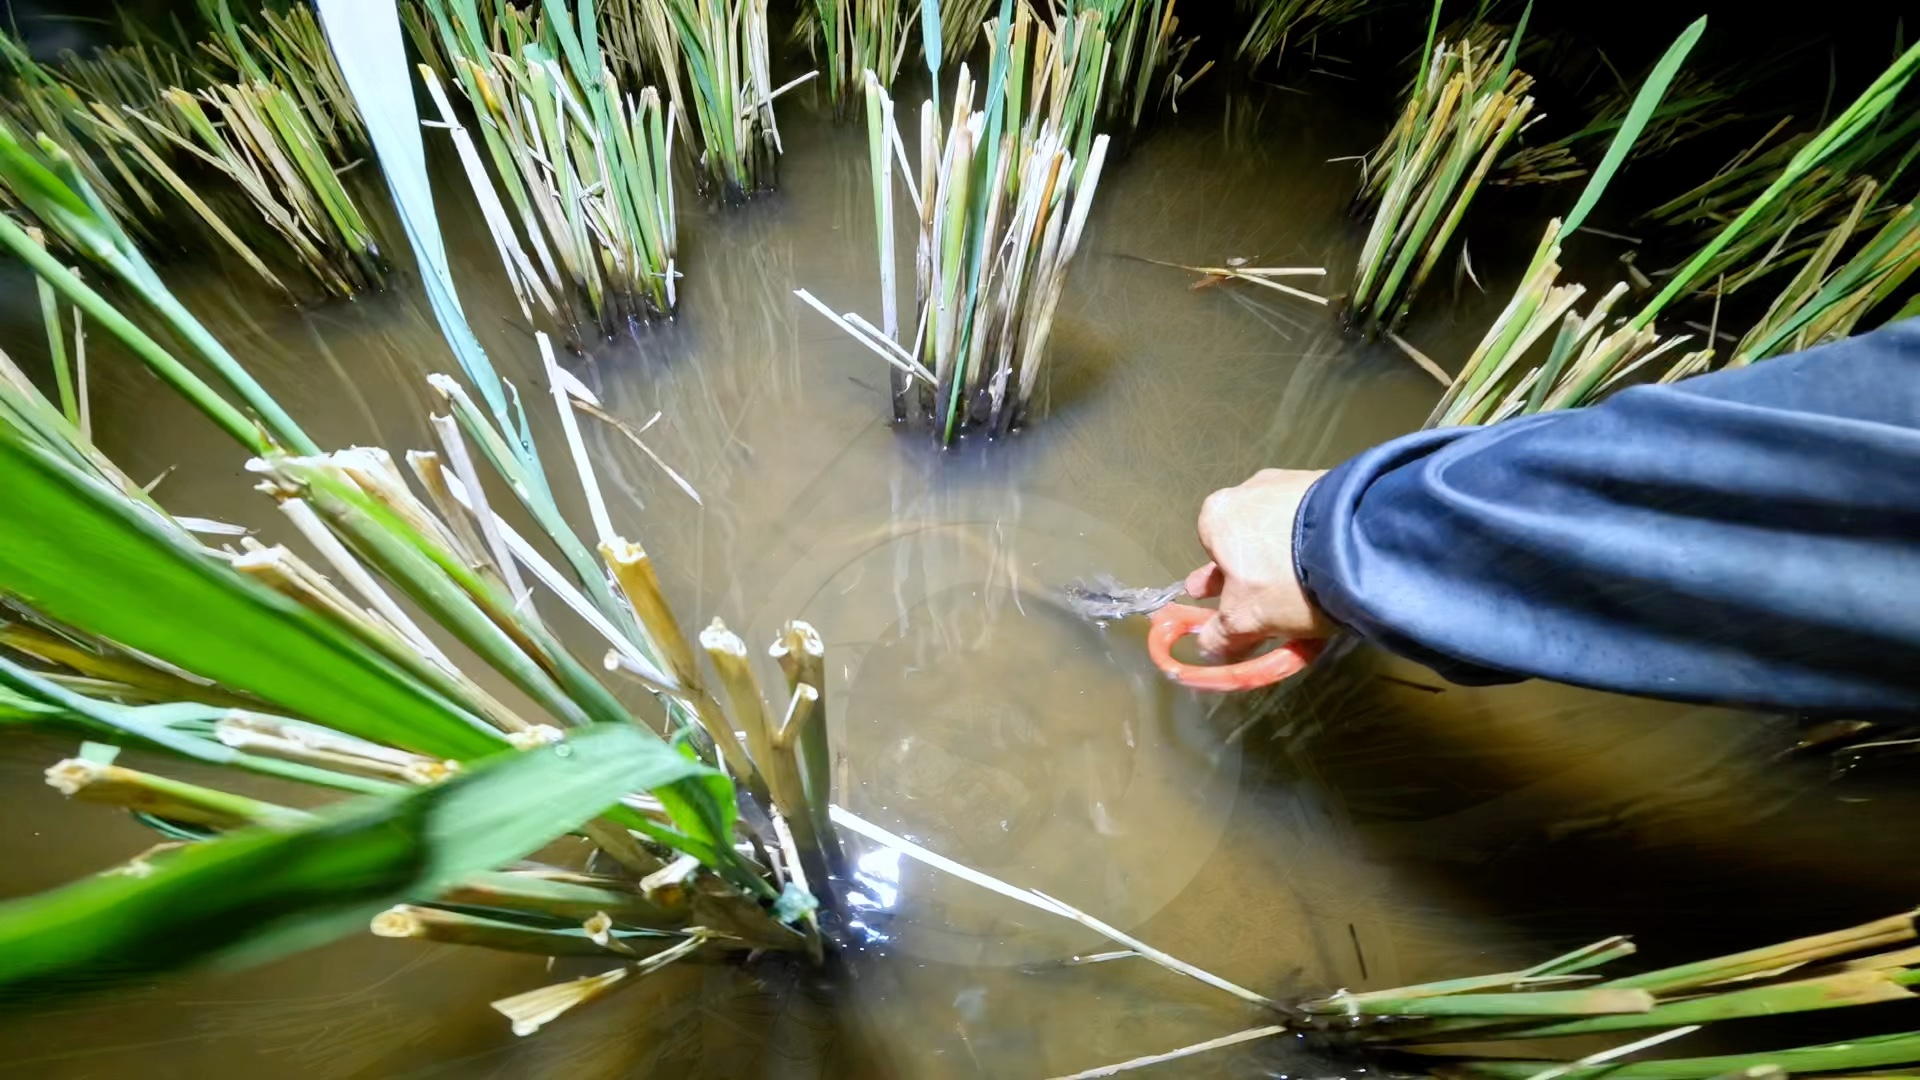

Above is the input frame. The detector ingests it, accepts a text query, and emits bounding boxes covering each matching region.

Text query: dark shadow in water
[1239,644,1920,987]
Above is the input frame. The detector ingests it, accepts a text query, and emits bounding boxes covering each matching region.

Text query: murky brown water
[3,78,1919,1079]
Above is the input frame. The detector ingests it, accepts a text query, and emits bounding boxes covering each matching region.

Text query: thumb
[1184,562,1223,599]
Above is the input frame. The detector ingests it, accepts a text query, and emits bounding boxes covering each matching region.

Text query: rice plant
[0,45,835,1027]
[1045,905,1920,1075]
[414,0,678,327]
[1060,0,1210,135]
[0,33,162,233]
[196,0,368,156]
[797,3,1114,444]
[621,0,815,200]
[1295,909,1920,1080]
[793,0,913,113]
[1639,102,1920,302]
[1724,192,1920,367]
[1499,68,1747,191]
[1,15,385,299]
[1433,33,1920,425]
[137,80,386,297]
[1236,0,1381,72]
[938,0,995,63]
[1347,6,1538,333]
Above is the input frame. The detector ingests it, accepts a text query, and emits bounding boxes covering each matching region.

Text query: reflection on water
[4,78,1920,1079]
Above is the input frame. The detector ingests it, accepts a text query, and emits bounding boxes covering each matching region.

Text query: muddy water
[4,80,1920,1079]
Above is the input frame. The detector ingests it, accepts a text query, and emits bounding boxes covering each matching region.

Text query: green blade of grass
[0,424,503,761]
[313,0,523,447]
[0,723,711,997]
[0,660,399,797]
[921,0,943,112]
[0,209,268,455]
[1449,1030,1920,1080]
[1561,15,1706,236]
[1499,969,1919,1038]
[1305,987,1654,1018]
[1636,39,1920,327]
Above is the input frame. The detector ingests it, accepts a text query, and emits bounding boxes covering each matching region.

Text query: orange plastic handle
[1146,602,1323,691]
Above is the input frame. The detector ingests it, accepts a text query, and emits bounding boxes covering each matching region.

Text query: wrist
[1291,471,1335,635]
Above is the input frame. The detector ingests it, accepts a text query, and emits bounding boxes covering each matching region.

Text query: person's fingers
[1195,611,1266,662]
[1184,562,1223,599]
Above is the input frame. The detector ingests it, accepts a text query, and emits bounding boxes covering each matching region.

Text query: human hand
[1185,468,1333,660]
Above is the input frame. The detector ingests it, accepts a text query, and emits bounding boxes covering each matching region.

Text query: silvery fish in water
[1059,574,1184,624]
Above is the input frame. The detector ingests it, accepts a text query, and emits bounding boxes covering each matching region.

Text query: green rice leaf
[0,659,397,796]
[1561,15,1706,236]
[1449,1030,1920,1080]
[0,423,504,761]
[1494,0,1532,86]
[1417,0,1443,96]
[921,0,944,110]
[1637,38,1920,326]
[0,723,709,998]
[312,0,520,441]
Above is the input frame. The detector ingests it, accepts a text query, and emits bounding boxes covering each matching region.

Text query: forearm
[1293,319,1920,715]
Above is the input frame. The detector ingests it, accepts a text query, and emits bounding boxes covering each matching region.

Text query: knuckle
[1216,605,1264,636]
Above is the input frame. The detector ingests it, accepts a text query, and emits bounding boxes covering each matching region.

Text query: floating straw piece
[570,399,705,506]
[491,965,631,1036]
[793,288,935,383]
[1048,1024,1289,1079]
[1387,331,1452,385]
[828,805,1276,1008]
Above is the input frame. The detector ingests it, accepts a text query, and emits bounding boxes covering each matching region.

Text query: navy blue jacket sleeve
[1293,318,1920,716]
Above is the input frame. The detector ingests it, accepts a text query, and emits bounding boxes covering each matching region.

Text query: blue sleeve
[1293,318,1920,716]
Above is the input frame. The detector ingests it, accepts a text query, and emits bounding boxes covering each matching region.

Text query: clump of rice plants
[1346,8,1538,333]
[1433,32,1920,425]
[1638,100,1920,302]
[1056,909,1920,1076]
[1236,0,1381,72]
[1427,215,1710,425]
[146,80,385,297]
[619,0,815,201]
[1724,192,1920,367]
[0,32,166,235]
[1430,17,1709,425]
[414,0,678,328]
[1061,0,1211,135]
[794,0,912,113]
[0,13,385,299]
[797,4,1113,444]
[0,48,833,1025]
[1296,910,1920,1080]
[196,0,367,156]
